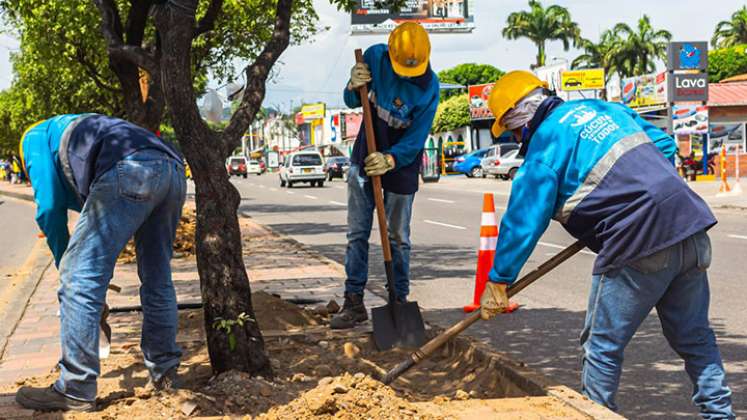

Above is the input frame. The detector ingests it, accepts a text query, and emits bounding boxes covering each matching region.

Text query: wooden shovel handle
[355,49,392,264]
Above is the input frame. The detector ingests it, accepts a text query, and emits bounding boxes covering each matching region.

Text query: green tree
[432,94,470,133]
[437,63,503,101]
[708,44,747,82]
[712,6,747,48]
[612,15,671,77]
[572,30,622,82]
[502,0,581,68]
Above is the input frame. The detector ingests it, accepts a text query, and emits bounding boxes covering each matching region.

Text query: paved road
[235,173,746,419]
[0,197,39,278]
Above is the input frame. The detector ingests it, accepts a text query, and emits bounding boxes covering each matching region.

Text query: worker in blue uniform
[331,22,440,329]
[480,71,734,419]
[16,114,186,412]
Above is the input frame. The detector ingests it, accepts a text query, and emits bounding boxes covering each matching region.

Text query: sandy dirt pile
[118,208,196,264]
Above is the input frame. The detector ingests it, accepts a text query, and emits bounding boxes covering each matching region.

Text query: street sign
[668,73,709,102]
[560,69,605,91]
[667,41,708,71]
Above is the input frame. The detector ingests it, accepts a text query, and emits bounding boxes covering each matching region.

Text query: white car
[279,151,326,188]
[247,160,262,175]
[481,143,520,178]
[491,149,524,180]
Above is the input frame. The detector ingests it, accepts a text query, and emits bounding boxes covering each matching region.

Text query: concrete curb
[0,189,33,203]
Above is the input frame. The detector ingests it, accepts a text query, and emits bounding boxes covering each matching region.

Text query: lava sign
[668,73,709,102]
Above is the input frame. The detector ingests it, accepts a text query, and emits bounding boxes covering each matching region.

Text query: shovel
[381,240,586,384]
[355,49,426,351]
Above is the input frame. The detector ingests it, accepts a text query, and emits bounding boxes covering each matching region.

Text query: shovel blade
[371,301,426,351]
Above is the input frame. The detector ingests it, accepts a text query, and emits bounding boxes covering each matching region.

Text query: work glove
[364,152,395,177]
[348,62,372,90]
[480,282,509,320]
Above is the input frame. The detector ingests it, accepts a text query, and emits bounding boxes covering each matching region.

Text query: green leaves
[432,94,470,134]
[437,63,504,101]
[709,44,747,82]
[212,312,253,352]
[712,6,747,48]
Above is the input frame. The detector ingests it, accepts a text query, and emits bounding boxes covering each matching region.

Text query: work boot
[330,293,368,329]
[145,366,181,392]
[15,385,96,412]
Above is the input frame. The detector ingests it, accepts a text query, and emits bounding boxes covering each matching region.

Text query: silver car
[279,151,326,188]
[491,149,524,180]
[481,143,520,179]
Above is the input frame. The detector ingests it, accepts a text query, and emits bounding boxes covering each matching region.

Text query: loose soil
[117,208,196,264]
[5,293,589,419]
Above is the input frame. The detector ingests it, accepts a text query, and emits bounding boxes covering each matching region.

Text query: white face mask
[501,88,548,131]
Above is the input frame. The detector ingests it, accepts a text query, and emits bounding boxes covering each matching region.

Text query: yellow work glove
[364,152,395,177]
[480,282,509,320]
[348,62,372,90]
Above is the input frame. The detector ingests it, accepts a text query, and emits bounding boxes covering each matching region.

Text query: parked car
[226,156,248,178]
[279,151,326,188]
[324,156,350,181]
[491,149,524,180]
[481,143,520,178]
[453,148,489,178]
[247,160,262,175]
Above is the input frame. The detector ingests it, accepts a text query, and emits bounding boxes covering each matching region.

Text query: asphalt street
[235,173,746,419]
[0,197,39,278]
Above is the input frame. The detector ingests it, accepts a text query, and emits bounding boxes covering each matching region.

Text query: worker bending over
[331,22,439,329]
[16,114,186,412]
[479,71,734,418]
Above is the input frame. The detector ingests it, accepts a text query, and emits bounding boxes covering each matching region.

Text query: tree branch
[194,0,223,37]
[94,0,158,75]
[222,0,293,150]
[74,47,122,93]
[125,0,152,46]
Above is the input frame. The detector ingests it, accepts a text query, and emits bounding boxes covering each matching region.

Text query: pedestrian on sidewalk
[15,114,186,412]
[330,22,439,329]
[479,71,734,418]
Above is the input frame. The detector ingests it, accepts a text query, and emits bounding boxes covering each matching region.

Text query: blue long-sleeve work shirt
[344,44,440,194]
[489,99,715,284]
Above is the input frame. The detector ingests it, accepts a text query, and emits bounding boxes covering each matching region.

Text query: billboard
[668,73,709,102]
[709,123,745,153]
[560,69,605,91]
[468,83,494,120]
[351,0,476,34]
[534,62,569,100]
[667,41,708,71]
[301,103,326,121]
[620,72,667,108]
[672,104,708,135]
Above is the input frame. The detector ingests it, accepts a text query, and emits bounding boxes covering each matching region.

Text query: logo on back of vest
[559,105,620,144]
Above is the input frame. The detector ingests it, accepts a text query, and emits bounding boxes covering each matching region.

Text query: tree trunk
[153,3,271,376]
[109,57,164,131]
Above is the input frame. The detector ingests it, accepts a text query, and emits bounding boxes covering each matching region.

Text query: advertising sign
[351,0,476,34]
[301,103,326,121]
[668,73,709,102]
[672,104,708,135]
[667,41,708,71]
[709,123,746,153]
[534,62,569,100]
[267,151,279,169]
[342,113,363,140]
[621,72,668,108]
[468,83,494,120]
[560,69,605,91]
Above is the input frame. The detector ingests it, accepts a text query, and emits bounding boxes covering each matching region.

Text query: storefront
[706,81,747,177]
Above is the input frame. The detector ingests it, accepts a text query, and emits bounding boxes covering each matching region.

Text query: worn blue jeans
[54,149,186,402]
[581,231,734,418]
[344,165,414,300]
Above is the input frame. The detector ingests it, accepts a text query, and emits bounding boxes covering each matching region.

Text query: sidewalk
[0,183,384,417]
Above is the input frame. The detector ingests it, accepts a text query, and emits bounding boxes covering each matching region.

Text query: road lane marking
[304,195,319,200]
[330,201,347,206]
[333,185,345,190]
[428,198,455,204]
[269,187,278,191]
[538,241,596,256]
[286,191,295,195]
[728,234,747,240]
[258,185,266,189]
[424,220,467,230]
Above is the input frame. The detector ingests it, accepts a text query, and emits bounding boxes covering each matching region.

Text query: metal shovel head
[372,300,426,351]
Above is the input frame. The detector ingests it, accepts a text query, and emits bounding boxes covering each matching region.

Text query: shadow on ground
[422,306,746,420]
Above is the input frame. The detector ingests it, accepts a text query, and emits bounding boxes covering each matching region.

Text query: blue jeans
[344,165,414,300]
[581,231,734,418]
[54,150,186,402]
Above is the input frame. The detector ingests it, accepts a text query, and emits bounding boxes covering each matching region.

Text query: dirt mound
[259,373,443,420]
[253,291,323,330]
[118,208,196,264]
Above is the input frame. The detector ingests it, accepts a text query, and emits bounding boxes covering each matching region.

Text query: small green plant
[212,312,253,351]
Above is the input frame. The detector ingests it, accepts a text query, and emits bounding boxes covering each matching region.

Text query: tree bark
[152,1,272,376]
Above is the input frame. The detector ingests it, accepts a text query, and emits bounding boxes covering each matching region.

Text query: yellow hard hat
[388,22,431,78]
[488,70,548,137]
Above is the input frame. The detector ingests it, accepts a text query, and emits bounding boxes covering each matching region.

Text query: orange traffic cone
[464,193,519,313]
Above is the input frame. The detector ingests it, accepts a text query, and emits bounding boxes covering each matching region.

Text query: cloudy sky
[1,0,744,112]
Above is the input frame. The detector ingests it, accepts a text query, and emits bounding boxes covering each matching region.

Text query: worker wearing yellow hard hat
[479,70,734,417]
[333,22,440,330]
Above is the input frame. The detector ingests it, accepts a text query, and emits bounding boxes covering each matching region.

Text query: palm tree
[612,15,671,77]
[572,30,622,82]
[712,6,747,48]
[502,0,581,68]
